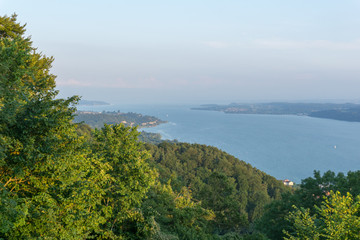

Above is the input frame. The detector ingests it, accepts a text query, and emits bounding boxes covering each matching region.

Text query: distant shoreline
[192,102,360,123]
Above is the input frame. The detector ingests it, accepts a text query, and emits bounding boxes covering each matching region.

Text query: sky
[2,0,360,104]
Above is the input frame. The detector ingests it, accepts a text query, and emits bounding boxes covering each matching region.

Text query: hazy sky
[2,0,360,104]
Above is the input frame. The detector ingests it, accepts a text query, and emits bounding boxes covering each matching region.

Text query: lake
[78,104,360,183]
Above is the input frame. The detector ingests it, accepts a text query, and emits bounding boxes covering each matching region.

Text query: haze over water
[78,104,360,183]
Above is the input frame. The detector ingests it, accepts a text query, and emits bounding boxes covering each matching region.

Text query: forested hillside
[74,123,289,239]
[2,14,359,240]
[144,142,287,233]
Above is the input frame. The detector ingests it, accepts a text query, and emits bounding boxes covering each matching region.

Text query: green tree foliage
[198,172,248,234]
[0,14,108,239]
[91,124,157,239]
[284,191,360,240]
[256,170,360,240]
[138,131,163,145]
[90,125,218,239]
[1,15,167,239]
[75,122,93,140]
[255,191,295,240]
[141,182,216,240]
[144,142,288,237]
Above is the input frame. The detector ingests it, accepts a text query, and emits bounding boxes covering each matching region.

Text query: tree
[0,14,108,239]
[284,191,360,240]
[141,182,216,240]
[91,124,156,238]
[199,172,248,235]
[256,170,360,240]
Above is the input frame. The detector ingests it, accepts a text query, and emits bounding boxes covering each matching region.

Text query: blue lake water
[78,104,360,183]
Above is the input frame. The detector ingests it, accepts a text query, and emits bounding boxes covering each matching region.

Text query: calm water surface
[78,104,360,183]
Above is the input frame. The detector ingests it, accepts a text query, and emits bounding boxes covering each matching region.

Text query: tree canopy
[0,14,154,239]
[256,170,360,240]
[0,14,110,239]
[284,191,360,240]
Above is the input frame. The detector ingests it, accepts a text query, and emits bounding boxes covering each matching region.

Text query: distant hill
[309,107,360,122]
[193,102,360,122]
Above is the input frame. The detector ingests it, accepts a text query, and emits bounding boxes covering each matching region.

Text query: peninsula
[73,111,167,129]
[192,102,360,122]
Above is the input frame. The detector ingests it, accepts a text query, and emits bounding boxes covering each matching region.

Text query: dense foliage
[0,14,154,239]
[137,131,164,145]
[144,142,288,237]
[284,191,360,240]
[256,170,360,240]
[0,14,107,238]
